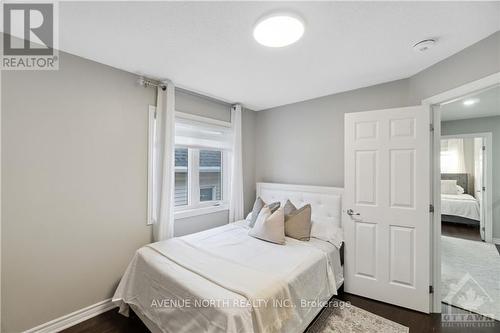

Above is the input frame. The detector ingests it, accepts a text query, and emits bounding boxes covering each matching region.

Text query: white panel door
[344,106,430,313]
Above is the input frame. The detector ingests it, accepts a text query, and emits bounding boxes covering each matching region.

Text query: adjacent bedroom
[438,85,500,321]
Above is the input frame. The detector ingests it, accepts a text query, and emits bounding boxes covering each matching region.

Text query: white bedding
[441,193,480,221]
[113,221,343,333]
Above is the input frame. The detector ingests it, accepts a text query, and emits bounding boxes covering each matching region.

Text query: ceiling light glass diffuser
[253,14,304,47]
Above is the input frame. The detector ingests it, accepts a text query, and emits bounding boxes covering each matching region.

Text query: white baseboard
[23,299,117,333]
[493,238,500,245]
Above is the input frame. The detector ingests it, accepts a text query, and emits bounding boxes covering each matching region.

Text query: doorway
[429,81,500,320]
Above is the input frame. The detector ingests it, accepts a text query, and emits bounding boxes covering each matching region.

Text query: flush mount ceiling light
[463,98,479,106]
[253,14,304,47]
[413,39,436,52]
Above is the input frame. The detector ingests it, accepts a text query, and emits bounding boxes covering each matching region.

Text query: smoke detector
[413,39,436,52]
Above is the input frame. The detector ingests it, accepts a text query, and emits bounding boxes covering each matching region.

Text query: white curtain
[153,82,176,241]
[229,104,244,222]
[440,138,466,173]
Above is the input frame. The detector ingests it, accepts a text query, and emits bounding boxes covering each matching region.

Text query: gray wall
[2,51,155,332]
[176,88,231,122]
[242,107,257,214]
[255,31,500,189]
[174,210,229,237]
[442,116,500,238]
[408,32,500,104]
[255,79,411,187]
[1,48,256,332]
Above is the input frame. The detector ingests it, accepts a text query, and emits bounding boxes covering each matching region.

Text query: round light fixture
[253,14,304,47]
[463,98,479,106]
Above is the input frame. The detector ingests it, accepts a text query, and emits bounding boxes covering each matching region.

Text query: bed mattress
[113,221,343,333]
[441,194,480,221]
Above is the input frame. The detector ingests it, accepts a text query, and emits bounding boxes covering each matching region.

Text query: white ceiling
[56,2,500,110]
[441,85,500,122]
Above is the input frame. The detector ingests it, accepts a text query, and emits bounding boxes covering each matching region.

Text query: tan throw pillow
[248,197,280,228]
[284,200,312,241]
[249,206,285,245]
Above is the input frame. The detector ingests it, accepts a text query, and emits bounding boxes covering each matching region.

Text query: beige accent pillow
[284,200,312,241]
[249,206,285,245]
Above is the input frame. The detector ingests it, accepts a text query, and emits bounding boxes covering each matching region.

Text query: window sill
[175,204,229,219]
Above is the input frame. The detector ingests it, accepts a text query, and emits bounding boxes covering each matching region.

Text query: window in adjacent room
[440,138,466,173]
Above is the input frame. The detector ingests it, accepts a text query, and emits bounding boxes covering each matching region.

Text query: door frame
[440,132,493,243]
[422,71,500,313]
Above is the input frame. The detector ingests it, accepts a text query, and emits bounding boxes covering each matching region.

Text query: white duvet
[113,221,342,333]
[441,194,480,221]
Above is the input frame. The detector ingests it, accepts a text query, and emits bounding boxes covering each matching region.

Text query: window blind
[175,117,233,150]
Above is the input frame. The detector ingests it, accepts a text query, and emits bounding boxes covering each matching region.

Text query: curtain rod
[138,77,166,91]
[138,76,241,108]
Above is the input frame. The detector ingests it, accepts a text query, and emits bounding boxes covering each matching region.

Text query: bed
[113,182,344,333]
[441,173,480,226]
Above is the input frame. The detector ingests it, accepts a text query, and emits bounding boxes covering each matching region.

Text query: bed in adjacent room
[441,174,480,226]
[113,183,344,333]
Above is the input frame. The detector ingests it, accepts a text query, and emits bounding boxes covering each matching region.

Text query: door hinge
[429,204,434,213]
[482,145,486,151]
[429,285,434,294]
[483,186,486,191]
[430,124,434,131]
[154,110,158,119]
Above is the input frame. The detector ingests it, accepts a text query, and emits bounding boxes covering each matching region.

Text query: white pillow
[441,180,458,194]
[456,185,465,194]
[310,195,343,247]
[248,206,285,245]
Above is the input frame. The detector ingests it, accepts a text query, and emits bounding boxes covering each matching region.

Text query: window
[148,109,232,221]
[441,138,466,173]
[199,150,222,202]
[174,147,227,211]
[174,148,188,206]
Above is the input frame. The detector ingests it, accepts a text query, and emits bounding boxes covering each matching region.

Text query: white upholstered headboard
[256,182,344,228]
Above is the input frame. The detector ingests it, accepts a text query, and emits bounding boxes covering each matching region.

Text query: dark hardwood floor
[62,291,498,333]
[441,222,481,241]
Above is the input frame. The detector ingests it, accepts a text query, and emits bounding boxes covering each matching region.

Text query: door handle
[346,209,360,216]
